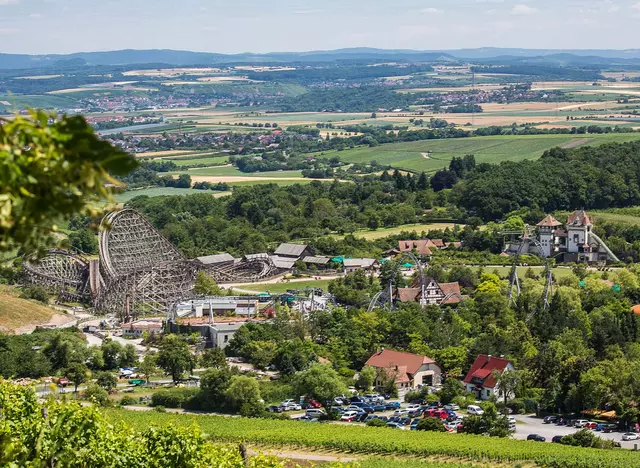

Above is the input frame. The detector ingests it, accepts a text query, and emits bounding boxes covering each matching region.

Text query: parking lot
[512,415,640,449]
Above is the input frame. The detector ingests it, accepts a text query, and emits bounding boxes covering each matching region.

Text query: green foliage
[356,366,376,391]
[83,383,110,406]
[225,376,263,417]
[193,271,222,296]
[416,417,446,432]
[366,418,387,427]
[151,388,201,409]
[95,371,118,391]
[291,363,348,407]
[0,110,137,252]
[156,334,195,382]
[560,429,616,449]
[19,285,50,303]
[119,395,137,406]
[63,361,90,392]
[200,347,227,369]
[68,228,98,254]
[0,381,289,467]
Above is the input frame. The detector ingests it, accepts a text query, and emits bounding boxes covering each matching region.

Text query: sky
[1,0,640,55]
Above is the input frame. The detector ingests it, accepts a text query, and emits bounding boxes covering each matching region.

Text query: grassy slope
[168,166,304,178]
[317,134,640,173]
[0,286,55,331]
[342,223,461,240]
[114,187,231,203]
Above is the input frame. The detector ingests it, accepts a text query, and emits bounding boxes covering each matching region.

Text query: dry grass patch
[0,285,57,333]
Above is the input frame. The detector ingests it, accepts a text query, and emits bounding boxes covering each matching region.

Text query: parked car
[574,419,590,428]
[361,405,375,414]
[551,435,564,443]
[527,434,546,442]
[266,405,283,413]
[386,422,406,430]
[373,403,387,412]
[297,416,318,423]
[565,420,576,427]
[595,423,607,432]
[393,409,410,417]
[305,399,322,409]
[364,393,384,403]
[584,422,597,429]
[333,397,345,406]
[408,406,427,418]
[543,416,558,424]
[384,401,401,410]
[305,409,326,418]
[410,418,421,430]
[349,396,363,403]
[426,401,440,409]
[355,412,369,422]
[424,408,449,419]
[444,404,460,411]
[406,404,422,412]
[398,417,412,426]
[467,405,484,415]
[341,411,359,421]
[556,419,567,426]
[387,416,400,424]
[280,400,302,411]
[603,424,618,433]
[622,433,640,441]
[444,422,458,432]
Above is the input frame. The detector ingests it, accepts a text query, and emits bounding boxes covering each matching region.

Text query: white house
[462,354,515,401]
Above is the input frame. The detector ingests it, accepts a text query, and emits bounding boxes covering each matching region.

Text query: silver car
[622,432,640,441]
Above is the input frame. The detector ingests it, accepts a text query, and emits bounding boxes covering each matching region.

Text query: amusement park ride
[23,209,279,319]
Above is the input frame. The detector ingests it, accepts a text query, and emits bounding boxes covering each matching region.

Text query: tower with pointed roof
[536,215,562,257]
[566,209,592,255]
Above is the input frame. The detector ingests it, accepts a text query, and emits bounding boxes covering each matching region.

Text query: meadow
[236,279,334,295]
[317,133,640,173]
[0,285,56,332]
[169,166,304,178]
[114,187,230,203]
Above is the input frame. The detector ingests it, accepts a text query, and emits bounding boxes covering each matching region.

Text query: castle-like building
[506,210,618,263]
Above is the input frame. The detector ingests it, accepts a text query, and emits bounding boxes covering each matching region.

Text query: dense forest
[455,141,640,220]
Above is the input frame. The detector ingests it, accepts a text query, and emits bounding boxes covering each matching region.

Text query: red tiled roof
[397,240,433,256]
[365,349,437,377]
[632,305,640,315]
[537,215,562,227]
[567,210,592,227]
[442,295,462,304]
[463,354,512,389]
[431,239,445,248]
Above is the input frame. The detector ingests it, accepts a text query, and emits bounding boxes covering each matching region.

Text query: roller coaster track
[367,252,425,312]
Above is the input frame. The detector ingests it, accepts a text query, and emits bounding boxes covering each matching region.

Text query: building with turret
[505,210,619,263]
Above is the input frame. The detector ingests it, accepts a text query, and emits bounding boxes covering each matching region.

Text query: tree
[156,335,195,382]
[68,228,98,254]
[244,340,277,370]
[200,367,233,409]
[225,375,263,417]
[0,110,137,253]
[493,369,521,405]
[194,271,223,296]
[119,344,138,368]
[64,361,89,393]
[291,363,347,408]
[82,383,109,406]
[417,417,445,432]
[356,366,376,391]
[101,339,123,370]
[95,371,118,391]
[417,172,428,190]
[139,352,158,384]
[201,348,227,369]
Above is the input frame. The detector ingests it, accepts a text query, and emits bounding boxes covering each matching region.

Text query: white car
[444,404,460,411]
[574,419,590,428]
[406,404,422,411]
[393,409,410,417]
[280,400,302,411]
[622,433,640,441]
[341,410,360,421]
[345,405,362,412]
[467,405,484,415]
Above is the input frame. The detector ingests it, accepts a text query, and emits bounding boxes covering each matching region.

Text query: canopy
[401,263,415,268]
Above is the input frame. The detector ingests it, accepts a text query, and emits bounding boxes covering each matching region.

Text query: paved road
[512,415,640,449]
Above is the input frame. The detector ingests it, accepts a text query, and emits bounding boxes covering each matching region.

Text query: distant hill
[2,47,640,70]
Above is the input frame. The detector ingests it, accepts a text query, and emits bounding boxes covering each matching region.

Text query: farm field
[0,285,59,333]
[105,409,640,468]
[317,133,640,173]
[169,155,229,167]
[169,166,304,178]
[555,208,640,226]
[114,187,230,202]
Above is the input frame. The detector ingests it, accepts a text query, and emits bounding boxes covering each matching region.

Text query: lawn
[317,134,640,173]
[236,279,334,295]
[0,285,56,332]
[335,223,461,241]
[481,266,581,281]
[114,187,230,203]
[170,156,229,167]
[168,166,304,178]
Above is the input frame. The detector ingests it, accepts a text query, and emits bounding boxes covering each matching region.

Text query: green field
[105,409,640,468]
[169,166,304,178]
[114,187,230,202]
[318,134,640,173]
[171,156,229,167]
[482,266,580,281]
[0,93,79,112]
[225,179,315,187]
[237,279,333,294]
[347,223,461,240]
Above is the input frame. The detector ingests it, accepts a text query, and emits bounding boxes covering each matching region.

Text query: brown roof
[463,354,512,389]
[439,282,461,297]
[397,240,433,256]
[537,215,562,227]
[431,239,445,248]
[397,288,421,302]
[631,305,640,315]
[365,349,437,377]
[567,210,592,227]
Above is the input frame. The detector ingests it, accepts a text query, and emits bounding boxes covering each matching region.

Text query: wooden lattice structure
[23,209,278,318]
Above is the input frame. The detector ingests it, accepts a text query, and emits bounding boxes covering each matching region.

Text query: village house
[343,258,377,274]
[463,354,515,400]
[273,243,312,260]
[121,319,164,338]
[365,348,442,390]
[395,277,463,306]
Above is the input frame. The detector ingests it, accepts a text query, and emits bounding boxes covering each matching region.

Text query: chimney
[487,354,492,362]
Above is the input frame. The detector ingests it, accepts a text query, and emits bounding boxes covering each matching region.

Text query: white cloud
[29,13,42,18]
[608,5,620,12]
[420,7,443,14]
[511,4,538,15]
[0,0,18,5]
[476,0,504,3]
[632,2,640,11]
[0,28,19,34]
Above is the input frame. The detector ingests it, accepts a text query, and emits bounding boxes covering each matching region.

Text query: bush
[151,388,200,409]
[83,383,110,406]
[119,395,137,406]
[366,418,387,427]
[561,429,616,449]
[19,285,49,303]
[416,417,445,432]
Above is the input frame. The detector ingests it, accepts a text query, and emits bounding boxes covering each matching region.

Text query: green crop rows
[105,410,640,468]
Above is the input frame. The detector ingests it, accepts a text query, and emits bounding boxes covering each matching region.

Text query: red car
[306,399,322,408]
[423,409,449,420]
[584,422,597,429]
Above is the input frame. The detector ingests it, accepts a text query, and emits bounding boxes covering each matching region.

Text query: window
[573,234,580,244]
[422,375,433,386]
[224,334,228,343]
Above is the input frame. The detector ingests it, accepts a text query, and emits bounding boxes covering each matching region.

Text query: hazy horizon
[1,0,639,55]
